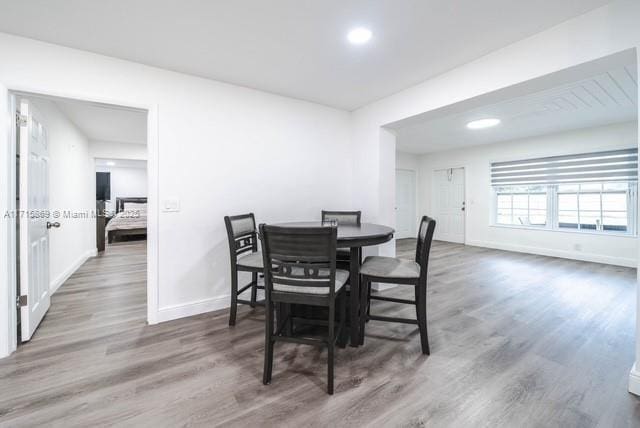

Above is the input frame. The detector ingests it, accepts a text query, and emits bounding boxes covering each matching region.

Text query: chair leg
[338,292,347,348]
[359,278,370,345]
[366,281,372,323]
[229,269,238,326]
[415,284,430,355]
[274,302,282,331]
[263,300,274,385]
[348,247,361,347]
[285,303,293,336]
[327,302,336,395]
[250,272,258,308]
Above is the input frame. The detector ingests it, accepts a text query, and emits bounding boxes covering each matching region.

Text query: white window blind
[491,149,638,186]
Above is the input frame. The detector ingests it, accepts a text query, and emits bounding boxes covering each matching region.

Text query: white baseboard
[465,239,636,268]
[50,248,98,294]
[153,283,401,324]
[629,363,640,396]
[156,295,230,323]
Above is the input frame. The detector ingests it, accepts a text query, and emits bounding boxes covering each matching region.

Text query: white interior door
[18,99,51,341]
[433,167,465,243]
[395,169,416,239]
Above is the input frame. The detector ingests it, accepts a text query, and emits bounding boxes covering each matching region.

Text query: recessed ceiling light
[347,27,372,45]
[467,118,501,129]
[106,161,116,166]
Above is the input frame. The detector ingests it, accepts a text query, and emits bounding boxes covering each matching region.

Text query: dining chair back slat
[416,216,436,282]
[261,225,337,295]
[321,210,361,226]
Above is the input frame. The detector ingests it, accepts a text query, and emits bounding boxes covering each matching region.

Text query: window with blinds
[491,148,638,186]
[491,149,638,235]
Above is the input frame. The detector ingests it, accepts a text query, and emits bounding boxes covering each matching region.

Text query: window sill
[490,224,637,238]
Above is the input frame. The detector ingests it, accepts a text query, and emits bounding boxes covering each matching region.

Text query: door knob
[46,221,61,229]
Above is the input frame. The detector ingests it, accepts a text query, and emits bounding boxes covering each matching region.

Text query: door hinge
[17,295,27,308]
[16,113,27,127]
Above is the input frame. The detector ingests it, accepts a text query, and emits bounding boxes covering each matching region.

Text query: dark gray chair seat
[273,268,349,295]
[237,251,264,269]
[359,256,420,279]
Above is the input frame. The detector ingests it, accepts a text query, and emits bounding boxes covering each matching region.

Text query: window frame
[492,181,637,236]
[493,185,552,229]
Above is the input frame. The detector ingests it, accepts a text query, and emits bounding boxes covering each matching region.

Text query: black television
[96,172,111,200]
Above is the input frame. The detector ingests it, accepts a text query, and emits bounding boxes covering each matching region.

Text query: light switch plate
[162,199,180,212]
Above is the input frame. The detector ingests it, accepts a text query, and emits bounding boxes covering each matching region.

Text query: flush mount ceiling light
[347,27,372,45]
[466,118,501,130]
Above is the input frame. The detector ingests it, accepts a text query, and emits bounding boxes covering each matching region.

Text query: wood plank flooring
[1,239,639,427]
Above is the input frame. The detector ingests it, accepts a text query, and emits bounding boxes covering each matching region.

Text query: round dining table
[275,221,395,346]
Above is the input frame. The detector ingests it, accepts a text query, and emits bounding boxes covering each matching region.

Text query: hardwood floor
[1,239,639,427]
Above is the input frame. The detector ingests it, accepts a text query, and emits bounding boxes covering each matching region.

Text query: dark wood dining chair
[358,216,436,354]
[321,210,361,226]
[224,213,264,326]
[321,210,361,264]
[259,223,348,395]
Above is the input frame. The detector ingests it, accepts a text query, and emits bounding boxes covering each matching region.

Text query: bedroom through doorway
[11,91,149,346]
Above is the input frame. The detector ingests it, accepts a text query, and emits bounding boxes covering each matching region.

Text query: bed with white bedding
[106,197,148,243]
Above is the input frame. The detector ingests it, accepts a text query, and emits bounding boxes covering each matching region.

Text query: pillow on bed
[123,202,147,213]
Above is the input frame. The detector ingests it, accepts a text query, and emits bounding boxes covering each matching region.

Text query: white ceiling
[392,54,638,154]
[0,0,613,110]
[55,99,147,144]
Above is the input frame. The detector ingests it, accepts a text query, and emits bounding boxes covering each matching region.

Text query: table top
[274,221,395,248]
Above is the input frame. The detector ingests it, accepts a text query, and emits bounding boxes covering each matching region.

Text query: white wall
[414,122,638,267]
[0,31,354,332]
[396,151,419,172]
[96,164,147,213]
[90,140,147,161]
[29,99,96,293]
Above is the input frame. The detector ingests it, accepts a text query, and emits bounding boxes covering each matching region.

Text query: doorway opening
[386,49,637,261]
[395,168,417,239]
[11,92,151,346]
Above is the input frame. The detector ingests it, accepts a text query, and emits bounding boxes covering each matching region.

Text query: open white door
[18,99,51,341]
[434,167,465,243]
[396,169,416,239]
